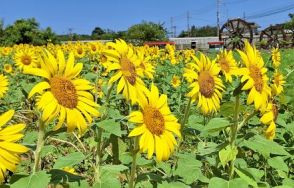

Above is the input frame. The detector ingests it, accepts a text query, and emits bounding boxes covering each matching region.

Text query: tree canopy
[178,25,217,37]
[0,18,59,46]
[126,21,168,45]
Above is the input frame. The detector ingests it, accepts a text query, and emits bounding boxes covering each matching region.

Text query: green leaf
[235,168,258,188]
[267,156,289,172]
[241,168,264,181]
[67,180,90,188]
[219,145,238,167]
[11,171,51,188]
[197,142,219,156]
[208,177,248,188]
[174,153,202,184]
[98,119,125,137]
[22,131,37,144]
[282,178,294,187]
[158,181,189,188]
[53,152,85,169]
[240,135,290,158]
[49,169,84,184]
[94,165,128,188]
[203,118,230,133]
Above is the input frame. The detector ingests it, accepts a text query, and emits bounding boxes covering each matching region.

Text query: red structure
[144,41,175,48]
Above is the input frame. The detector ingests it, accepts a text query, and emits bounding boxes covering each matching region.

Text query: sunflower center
[121,57,137,85]
[249,65,263,92]
[91,45,97,52]
[198,71,215,98]
[218,58,230,73]
[143,106,165,136]
[77,48,83,55]
[50,76,78,109]
[21,55,32,65]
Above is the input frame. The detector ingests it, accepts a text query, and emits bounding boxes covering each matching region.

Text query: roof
[144,41,175,46]
[207,41,224,45]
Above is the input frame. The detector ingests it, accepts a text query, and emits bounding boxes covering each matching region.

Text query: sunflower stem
[181,97,192,132]
[129,137,138,188]
[105,83,115,106]
[33,119,46,173]
[229,94,240,179]
[94,126,103,183]
[111,134,119,164]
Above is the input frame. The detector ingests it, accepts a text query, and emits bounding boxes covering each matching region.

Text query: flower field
[0,40,293,188]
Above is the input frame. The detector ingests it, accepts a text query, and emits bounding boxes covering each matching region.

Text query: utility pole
[243,12,246,19]
[170,17,174,38]
[187,11,191,37]
[173,26,177,38]
[216,0,220,38]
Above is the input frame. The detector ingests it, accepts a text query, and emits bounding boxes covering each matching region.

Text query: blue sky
[1,0,294,35]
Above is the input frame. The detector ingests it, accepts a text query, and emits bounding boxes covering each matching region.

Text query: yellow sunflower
[171,75,181,88]
[136,48,155,79]
[103,39,148,105]
[0,74,9,99]
[13,48,38,70]
[0,110,29,182]
[128,84,181,161]
[238,41,271,111]
[24,50,100,135]
[184,53,225,114]
[271,48,281,68]
[260,102,278,140]
[74,44,86,58]
[271,71,285,96]
[215,49,239,82]
[4,64,13,74]
[1,47,12,57]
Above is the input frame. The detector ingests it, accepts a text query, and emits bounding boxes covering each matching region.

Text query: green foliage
[53,152,86,169]
[179,25,217,37]
[10,171,51,188]
[127,21,168,45]
[0,18,59,46]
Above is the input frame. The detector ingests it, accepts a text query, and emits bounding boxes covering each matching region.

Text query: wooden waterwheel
[259,24,287,49]
[219,18,254,49]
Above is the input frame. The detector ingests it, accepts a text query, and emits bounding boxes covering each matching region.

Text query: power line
[246,3,294,19]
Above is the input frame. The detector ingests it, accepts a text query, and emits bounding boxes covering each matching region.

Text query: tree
[91,26,105,39]
[0,18,59,45]
[178,25,217,37]
[126,21,168,45]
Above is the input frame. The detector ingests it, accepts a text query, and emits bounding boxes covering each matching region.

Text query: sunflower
[260,102,278,140]
[103,39,148,105]
[271,48,281,68]
[13,48,38,70]
[23,50,100,135]
[215,49,239,82]
[128,84,181,161]
[74,44,86,58]
[171,75,181,88]
[238,41,271,111]
[4,64,13,74]
[136,48,155,79]
[271,71,285,96]
[0,74,9,99]
[1,47,12,57]
[184,53,224,114]
[0,110,29,182]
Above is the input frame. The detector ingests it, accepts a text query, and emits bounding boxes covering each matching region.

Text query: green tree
[91,26,105,39]
[126,21,167,45]
[179,25,217,37]
[0,18,59,46]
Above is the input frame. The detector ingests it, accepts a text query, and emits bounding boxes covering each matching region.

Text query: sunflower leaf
[203,118,230,133]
